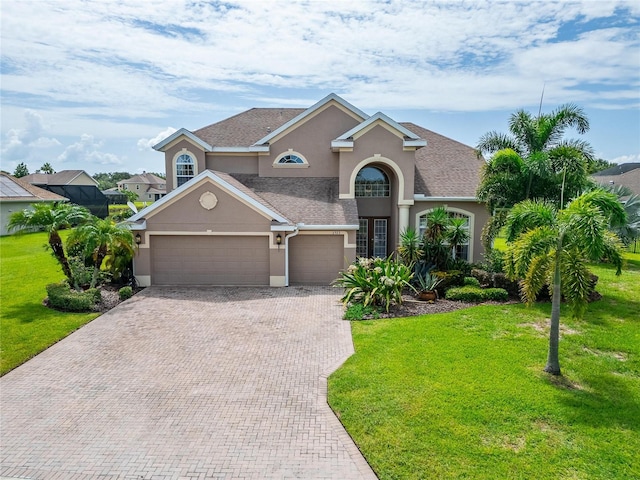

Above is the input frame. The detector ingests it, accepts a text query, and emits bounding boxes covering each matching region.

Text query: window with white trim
[418,209,471,260]
[176,153,195,187]
[273,150,309,167]
[355,166,389,197]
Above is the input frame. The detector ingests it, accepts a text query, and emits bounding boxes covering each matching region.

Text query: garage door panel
[151,236,269,286]
[289,235,345,285]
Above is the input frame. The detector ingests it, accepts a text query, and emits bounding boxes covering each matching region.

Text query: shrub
[334,256,414,312]
[463,276,481,287]
[118,286,133,301]
[492,272,520,297]
[480,248,506,273]
[471,268,492,287]
[433,270,465,295]
[445,285,508,302]
[46,282,102,312]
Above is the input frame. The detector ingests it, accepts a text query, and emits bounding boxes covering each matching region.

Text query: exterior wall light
[135,233,142,245]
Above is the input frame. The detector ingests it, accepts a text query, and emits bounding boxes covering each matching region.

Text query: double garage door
[151,236,269,286]
[150,234,346,286]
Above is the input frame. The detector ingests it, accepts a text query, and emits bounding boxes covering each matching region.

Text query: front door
[357,217,388,258]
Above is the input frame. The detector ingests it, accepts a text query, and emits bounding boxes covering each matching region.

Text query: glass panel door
[357,218,368,258]
[373,219,387,257]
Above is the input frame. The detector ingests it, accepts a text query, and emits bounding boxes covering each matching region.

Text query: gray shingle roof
[592,163,640,176]
[194,108,306,147]
[402,123,483,197]
[230,174,358,226]
[0,173,68,202]
[22,170,97,186]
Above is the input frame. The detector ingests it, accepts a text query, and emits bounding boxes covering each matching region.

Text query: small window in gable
[273,151,309,167]
[176,153,195,186]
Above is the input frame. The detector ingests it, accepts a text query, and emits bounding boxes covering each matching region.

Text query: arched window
[355,166,389,197]
[273,151,309,167]
[418,209,472,260]
[176,153,195,187]
[278,154,305,164]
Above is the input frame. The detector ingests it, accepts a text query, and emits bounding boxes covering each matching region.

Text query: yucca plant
[333,256,415,312]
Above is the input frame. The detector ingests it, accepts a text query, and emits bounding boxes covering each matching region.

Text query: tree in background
[588,158,616,174]
[504,190,626,375]
[8,203,92,290]
[92,172,132,191]
[477,104,595,249]
[13,162,29,178]
[37,162,55,174]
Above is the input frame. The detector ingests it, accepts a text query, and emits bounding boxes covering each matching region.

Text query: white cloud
[1,109,60,161]
[57,134,123,166]
[137,127,177,151]
[611,154,640,164]
[1,0,638,116]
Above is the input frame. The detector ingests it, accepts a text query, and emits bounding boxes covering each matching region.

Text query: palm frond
[476,132,521,156]
[522,253,553,306]
[505,200,556,242]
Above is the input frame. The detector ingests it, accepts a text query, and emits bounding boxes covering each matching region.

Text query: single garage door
[289,235,345,285]
[151,235,269,285]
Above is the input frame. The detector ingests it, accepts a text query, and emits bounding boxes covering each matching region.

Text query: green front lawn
[329,254,640,479]
[0,231,99,375]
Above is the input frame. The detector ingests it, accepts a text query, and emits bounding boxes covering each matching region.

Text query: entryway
[357,217,388,258]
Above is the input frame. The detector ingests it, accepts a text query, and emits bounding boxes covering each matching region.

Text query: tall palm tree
[477,104,596,249]
[68,217,135,288]
[504,190,626,375]
[8,202,91,289]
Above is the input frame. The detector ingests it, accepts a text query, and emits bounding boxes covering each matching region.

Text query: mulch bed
[94,285,144,312]
[363,293,520,319]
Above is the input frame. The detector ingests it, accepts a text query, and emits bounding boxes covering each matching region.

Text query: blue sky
[1,0,639,176]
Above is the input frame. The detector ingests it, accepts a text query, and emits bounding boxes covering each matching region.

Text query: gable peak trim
[153,128,213,152]
[251,93,369,147]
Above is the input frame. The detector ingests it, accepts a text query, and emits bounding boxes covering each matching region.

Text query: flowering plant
[333,255,415,312]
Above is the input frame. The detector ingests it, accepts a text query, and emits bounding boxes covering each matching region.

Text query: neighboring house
[128,93,488,287]
[22,170,99,187]
[117,172,166,202]
[591,163,640,197]
[22,170,108,218]
[0,172,68,236]
[102,187,129,205]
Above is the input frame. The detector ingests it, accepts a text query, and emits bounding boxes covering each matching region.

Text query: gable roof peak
[251,93,369,147]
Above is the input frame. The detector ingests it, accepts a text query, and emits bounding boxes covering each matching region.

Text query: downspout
[284,226,300,287]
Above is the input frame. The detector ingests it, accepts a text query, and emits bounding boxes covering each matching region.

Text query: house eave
[153,128,213,152]
[414,195,479,202]
[297,224,359,231]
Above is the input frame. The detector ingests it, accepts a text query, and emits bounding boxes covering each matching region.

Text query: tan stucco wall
[258,104,361,178]
[409,201,489,263]
[145,181,271,233]
[338,125,416,202]
[207,155,259,174]
[164,139,207,192]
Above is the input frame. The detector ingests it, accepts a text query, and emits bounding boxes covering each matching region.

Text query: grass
[0,231,99,375]
[329,253,640,479]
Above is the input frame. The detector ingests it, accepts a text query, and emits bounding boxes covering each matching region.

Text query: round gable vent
[199,191,218,210]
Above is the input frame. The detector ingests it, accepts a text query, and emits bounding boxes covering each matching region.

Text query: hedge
[46,282,101,312]
[445,285,509,302]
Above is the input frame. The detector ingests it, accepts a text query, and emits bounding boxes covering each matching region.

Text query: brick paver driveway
[1,286,376,479]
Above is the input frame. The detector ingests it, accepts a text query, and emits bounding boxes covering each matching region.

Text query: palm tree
[68,217,135,288]
[477,104,596,249]
[8,202,91,289]
[504,190,626,375]
[447,217,470,260]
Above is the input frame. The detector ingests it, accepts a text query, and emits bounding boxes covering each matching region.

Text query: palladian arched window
[176,154,195,187]
[355,166,389,197]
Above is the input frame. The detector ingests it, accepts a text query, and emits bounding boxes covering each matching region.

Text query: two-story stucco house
[117,172,166,202]
[128,94,488,287]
